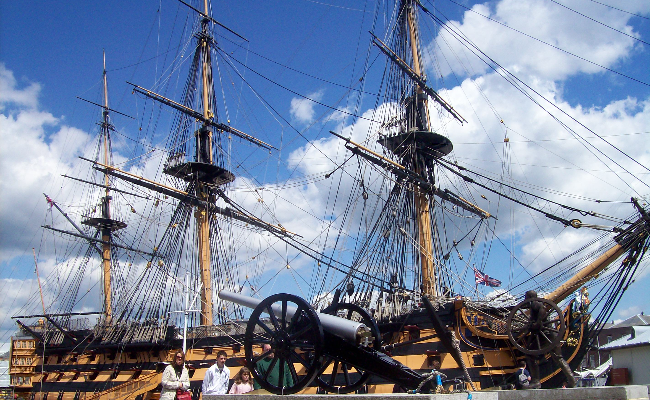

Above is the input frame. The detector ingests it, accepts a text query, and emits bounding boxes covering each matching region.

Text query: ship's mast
[404,1,437,298]
[196,0,214,325]
[102,52,113,323]
[129,1,266,326]
[81,52,128,324]
[101,51,113,322]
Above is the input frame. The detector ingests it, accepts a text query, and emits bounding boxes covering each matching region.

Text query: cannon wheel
[316,303,381,394]
[507,297,566,356]
[244,293,324,394]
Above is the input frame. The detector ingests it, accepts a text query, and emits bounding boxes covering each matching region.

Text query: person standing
[229,367,254,394]
[202,350,230,395]
[161,351,191,400]
[253,344,294,390]
[516,360,531,389]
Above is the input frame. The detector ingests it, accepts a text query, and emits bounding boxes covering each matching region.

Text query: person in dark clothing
[516,360,531,389]
[253,344,294,390]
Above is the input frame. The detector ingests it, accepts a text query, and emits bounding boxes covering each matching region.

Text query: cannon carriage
[219,290,570,394]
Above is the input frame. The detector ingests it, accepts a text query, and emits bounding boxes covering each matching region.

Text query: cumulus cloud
[279,0,650,300]
[0,74,93,261]
[286,66,649,281]
[618,305,642,319]
[290,90,324,125]
[0,63,41,110]
[1,0,649,347]
[426,0,650,81]
[441,73,649,272]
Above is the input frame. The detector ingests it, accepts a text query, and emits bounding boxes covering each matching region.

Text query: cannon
[219,291,435,394]
[219,290,572,393]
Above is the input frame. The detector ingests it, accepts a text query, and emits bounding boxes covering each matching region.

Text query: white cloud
[0,76,93,261]
[290,90,324,125]
[277,0,650,301]
[617,305,642,320]
[427,0,650,81]
[0,63,41,110]
[1,0,649,346]
[285,66,650,280]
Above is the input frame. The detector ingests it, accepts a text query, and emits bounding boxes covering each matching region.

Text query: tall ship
[8,0,649,398]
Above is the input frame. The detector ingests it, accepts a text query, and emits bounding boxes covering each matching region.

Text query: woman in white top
[161,351,191,400]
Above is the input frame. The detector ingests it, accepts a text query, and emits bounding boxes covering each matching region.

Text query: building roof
[599,326,650,350]
[610,314,650,329]
[600,322,615,330]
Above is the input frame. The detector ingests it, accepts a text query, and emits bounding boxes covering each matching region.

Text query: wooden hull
[11,299,590,398]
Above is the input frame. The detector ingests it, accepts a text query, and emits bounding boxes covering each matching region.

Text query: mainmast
[124,0,269,326]
[82,52,127,323]
[101,52,113,322]
[195,0,215,326]
[160,0,234,326]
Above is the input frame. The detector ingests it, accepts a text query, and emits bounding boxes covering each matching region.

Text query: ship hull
[12,299,590,398]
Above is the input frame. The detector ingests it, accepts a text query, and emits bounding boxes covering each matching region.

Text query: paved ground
[205,385,650,399]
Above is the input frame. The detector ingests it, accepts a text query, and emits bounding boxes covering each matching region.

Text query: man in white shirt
[202,350,230,395]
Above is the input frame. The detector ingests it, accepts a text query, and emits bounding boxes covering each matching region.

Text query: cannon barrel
[218,290,370,344]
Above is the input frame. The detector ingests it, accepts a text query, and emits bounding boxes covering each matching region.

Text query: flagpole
[33,248,46,315]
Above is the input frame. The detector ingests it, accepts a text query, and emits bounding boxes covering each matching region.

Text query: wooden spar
[545,243,627,304]
[405,1,437,298]
[329,131,406,170]
[80,157,189,196]
[128,83,274,150]
[44,193,102,256]
[82,159,297,238]
[32,248,46,315]
[62,174,149,199]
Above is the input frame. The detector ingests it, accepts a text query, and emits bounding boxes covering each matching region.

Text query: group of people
[161,350,254,399]
[162,344,289,398]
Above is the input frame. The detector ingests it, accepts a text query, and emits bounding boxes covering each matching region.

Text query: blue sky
[1,0,649,353]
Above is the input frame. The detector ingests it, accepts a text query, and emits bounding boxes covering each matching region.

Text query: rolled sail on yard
[218,291,367,343]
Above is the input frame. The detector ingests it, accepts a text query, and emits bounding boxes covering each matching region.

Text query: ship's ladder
[85,370,161,400]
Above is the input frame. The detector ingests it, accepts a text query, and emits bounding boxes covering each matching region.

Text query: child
[229,367,254,394]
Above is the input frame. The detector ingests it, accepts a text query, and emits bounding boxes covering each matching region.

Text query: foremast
[403,1,437,298]
[376,0,444,298]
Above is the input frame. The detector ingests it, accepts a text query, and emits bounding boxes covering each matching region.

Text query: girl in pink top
[229,367,254,394]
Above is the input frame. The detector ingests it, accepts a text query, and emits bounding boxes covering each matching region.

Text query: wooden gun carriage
[218,290,569,394]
